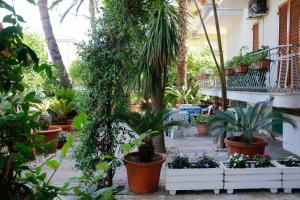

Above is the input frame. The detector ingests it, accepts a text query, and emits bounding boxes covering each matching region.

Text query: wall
[225,0,286,60]
[283,115,300,156]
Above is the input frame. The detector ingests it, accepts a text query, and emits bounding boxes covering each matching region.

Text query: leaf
[24,92,36,102]
[35,166,41,175]
[72,112,88,130]
[120,143,132,154]
[26,0,36,5]
[0,1,14,12]
[37,172,47,181]
[46,160,59,170]
[16,15,26,22]
[96,162,110,172]
[61,135,74,157]
[3,14,16,24]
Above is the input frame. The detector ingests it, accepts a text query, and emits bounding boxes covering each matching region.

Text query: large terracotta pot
[225,136,268,157]
[124,152,165,194]
[129,104,140,112]
[49,121,73,132]
[235,65,248,73]
[195,123,208,136]
[36,126,62,154]
[253,58,271,70]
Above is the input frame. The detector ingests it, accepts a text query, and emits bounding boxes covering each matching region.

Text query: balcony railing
[198,45,300,93]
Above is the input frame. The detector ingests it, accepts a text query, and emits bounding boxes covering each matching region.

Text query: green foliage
[193,114,211,124]
[74,0,150,186]
[250,45,269,62]
[172,155,190,169]
[69,59,88,84]
[280,156,298,167]
[228,153,248,168]
[209,101,296,144]
[50,98,75,122]
[254,154,271,168]
[117,109,185,135]
[56,87,75,103]
[165,86,194,104]
[195,155,219,168]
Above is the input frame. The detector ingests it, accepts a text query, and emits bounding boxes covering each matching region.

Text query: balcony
[198,45,300,108]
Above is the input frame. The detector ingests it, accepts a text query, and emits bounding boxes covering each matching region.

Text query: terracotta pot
[124,152,166,194]
[36,126,62,154]
[235,65,248,73]
[225,68,235,75]
[57,141,66,149]
[253,58,271,70]
[225,136,268,157]
[195,123,208,136]
[129,104,140,112]
[49,122,73,132]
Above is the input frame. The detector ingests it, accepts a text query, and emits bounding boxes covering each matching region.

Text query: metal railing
[198,45,300,93]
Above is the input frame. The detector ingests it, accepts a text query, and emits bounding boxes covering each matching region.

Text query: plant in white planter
[166,155,223,195]
[222,153,281,194]
[274,156,300,193]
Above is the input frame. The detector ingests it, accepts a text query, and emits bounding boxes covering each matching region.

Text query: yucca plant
[118,109,186,162]
[50,98,75,123]
[209,102,296,144]
[166,86,194,104]
[31,98,51,130]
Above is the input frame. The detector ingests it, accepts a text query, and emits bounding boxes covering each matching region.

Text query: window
[252,23,259,51]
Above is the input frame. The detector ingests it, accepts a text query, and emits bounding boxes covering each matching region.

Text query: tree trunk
[37,0,72,88]
[89,0,95,27]
[177,0,187,88]
[150,92,166,153]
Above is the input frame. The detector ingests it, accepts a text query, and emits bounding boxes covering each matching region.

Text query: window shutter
[289,0,300,53]
[278,2,288,53]
[253,23,259,51]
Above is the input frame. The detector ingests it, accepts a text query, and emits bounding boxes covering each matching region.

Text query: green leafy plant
[230,46,252,66]
[254,154,271,168]
[280,156,299,167]
[193,114,211,124]
[250,45,269,63]
[56,87,75,104]
[224,59,235,69]
[228,153,248,168]
[31,98,51,130]
[209,101,296,144]
[172,155,190,169]
[166,86,194,104]
[118,109,186,162]
[50,98,75,123]
[196,155,219,168]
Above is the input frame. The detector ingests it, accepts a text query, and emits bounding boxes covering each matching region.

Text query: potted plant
[193,114,210,136]
[129,95,141,112]
[166,86,194,107]
[224,60,235,75]
[166,154,223,195]
[209,102,296,157]
[222,153,281,194]
[274,156,300,193]
[232,46,251,73]
[49,98,75,132]
[119,110,183,194]
[32,99,62,154]
[251,46,271,70]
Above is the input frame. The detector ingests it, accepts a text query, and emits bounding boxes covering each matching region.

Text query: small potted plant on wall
[224,60,235,75]
[193,115,210,136]
[119,110,183,193]
[209,102,296,157]
[232,46,251,73]
[251,46,271,70]
[166,154,223,195]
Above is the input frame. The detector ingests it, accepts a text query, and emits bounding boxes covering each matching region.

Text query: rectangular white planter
[165,163,223,195]
[273,160,300,193]
[222,161,281,194]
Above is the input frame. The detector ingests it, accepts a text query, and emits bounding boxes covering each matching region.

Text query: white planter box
[165,163,223,195]
[273,160,300,193]
[222,161,281,194]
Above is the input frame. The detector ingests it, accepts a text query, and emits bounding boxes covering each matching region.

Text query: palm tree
[177,0,188,87]
[138,0,181,152]
[37,0,72,88]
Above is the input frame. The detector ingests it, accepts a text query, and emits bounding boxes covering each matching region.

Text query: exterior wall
[225,0,286,59]
[283,115,300,156]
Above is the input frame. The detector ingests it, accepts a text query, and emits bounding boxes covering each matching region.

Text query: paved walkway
[36,126,300,199]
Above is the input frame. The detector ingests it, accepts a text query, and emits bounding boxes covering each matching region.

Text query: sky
[1,0,91,42]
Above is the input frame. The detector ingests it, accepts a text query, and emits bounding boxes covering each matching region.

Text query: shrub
[172,155,190,169]
[196,155,219,168]
[280,156,298,167]
[193,114,210,124]
[228,153,248,168]
[254,154,271,168]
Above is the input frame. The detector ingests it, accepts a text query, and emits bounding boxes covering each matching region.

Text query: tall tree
[177,0,188,87]
[37,0,72,88]
[139,0,181,153]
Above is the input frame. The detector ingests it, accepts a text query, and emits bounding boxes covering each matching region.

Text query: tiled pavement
[37,126,300,199]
